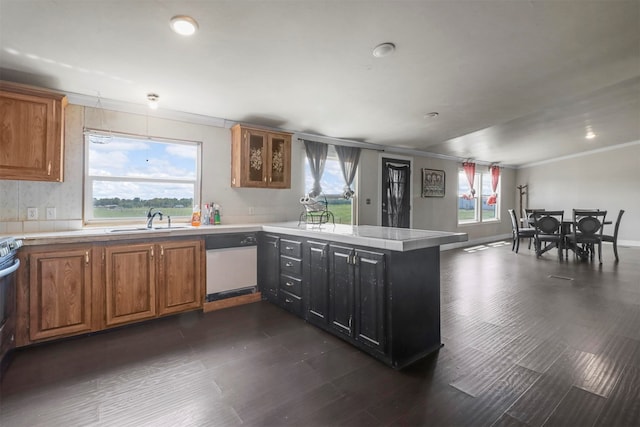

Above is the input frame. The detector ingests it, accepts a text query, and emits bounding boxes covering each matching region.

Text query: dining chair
[532,210,564,260]
[601,209,625,262]
[508,209,535,253]
[523,208,545,227]
[565,209,607,263]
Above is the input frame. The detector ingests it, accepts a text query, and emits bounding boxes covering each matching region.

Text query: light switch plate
[46,207,56,220]
[27,207,38,220]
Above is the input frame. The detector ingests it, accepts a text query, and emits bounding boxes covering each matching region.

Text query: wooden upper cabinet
[231,124,291,189]
[0,81,67,182]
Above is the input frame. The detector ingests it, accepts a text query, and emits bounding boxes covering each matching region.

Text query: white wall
[356,149,517,242]
[0,104,305,234]
[515,142,640,245]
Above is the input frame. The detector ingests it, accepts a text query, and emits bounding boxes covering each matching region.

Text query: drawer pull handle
[285,262,293,267]
[285,281,294,287]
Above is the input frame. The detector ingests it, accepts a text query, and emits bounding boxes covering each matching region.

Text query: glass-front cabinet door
[267,133,291,189]
[231,124,291,188]
[245,129,268,187]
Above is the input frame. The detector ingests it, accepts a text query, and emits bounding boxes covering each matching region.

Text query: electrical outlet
[27,207,38,220]
[46,207,56,220]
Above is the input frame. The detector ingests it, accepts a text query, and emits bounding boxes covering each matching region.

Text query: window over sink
[84,131,201,224]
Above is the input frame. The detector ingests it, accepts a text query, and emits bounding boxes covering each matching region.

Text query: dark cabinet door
[305,240,329,327]
[354,250,386,352]
[328,245,355,337]
[258,234,280,302]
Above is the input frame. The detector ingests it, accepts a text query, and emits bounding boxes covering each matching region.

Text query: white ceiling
[1,0,639,167]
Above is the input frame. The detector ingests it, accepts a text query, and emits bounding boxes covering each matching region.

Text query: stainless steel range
[0,237,22,381]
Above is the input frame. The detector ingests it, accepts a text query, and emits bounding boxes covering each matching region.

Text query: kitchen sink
[108,226,190,233]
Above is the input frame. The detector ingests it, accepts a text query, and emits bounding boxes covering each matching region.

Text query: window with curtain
[304,145,355,224]
[84,131,200,224]
[457,168,500,224]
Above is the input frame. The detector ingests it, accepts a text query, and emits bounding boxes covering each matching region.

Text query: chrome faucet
[146,208,163,229]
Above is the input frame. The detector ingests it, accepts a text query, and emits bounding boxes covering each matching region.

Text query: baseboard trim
[442,233,512,251]
[203,292,263,313]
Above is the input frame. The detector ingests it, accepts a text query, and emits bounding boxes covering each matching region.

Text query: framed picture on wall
[422,168,445,197]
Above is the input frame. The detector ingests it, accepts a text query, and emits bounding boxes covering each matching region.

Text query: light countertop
[5,222,467,252]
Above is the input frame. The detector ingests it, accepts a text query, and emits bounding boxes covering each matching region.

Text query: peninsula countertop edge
[4,222,468,251]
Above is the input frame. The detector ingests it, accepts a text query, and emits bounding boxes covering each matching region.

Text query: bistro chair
[602,209,625,262]
[532,210,564,260]
[565,209,607,263]
[509,209,535,253]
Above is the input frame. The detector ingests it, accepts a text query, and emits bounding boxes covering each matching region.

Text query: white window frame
[457,169,500,225]
[83,130,201,225]
[303,145,356,225]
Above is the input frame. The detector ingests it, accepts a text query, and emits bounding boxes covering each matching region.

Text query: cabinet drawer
[280,255,302,276]
[279,290,303,316]
[280,274,302,297]
[280,239,302,258]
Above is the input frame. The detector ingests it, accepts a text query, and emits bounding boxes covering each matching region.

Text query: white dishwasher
[205,233,257,301]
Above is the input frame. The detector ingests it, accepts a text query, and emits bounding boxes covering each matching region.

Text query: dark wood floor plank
[456,364,541,427]
[543,386,606,427]
[594,364,640,426]
[505,371,574,425]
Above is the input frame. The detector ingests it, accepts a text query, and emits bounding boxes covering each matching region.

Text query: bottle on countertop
[191,205,201,227]
[202,203,210,225]
[212,202,221,225]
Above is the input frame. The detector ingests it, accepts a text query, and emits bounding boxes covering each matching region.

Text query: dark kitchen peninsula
[258,223,467,369]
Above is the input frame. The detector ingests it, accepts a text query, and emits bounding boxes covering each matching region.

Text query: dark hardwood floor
[1,242,639,426]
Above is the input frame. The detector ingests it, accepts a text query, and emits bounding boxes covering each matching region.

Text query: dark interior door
[381,157,411,228]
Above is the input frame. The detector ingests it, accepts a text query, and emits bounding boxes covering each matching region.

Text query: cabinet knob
[285,298,293,304]
[285,262,293,267]
[285,246,293,250]
[285,281,294,287]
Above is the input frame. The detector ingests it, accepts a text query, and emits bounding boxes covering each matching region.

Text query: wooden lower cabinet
[17,238,203,346]
[305,240,329,327]
[257,233,280,302]
[258,232,442,369]
[104,243,157,326]
[28,247,94,341]
[105,239,203,326]
[328,244,386,353]
[157,240,202,316]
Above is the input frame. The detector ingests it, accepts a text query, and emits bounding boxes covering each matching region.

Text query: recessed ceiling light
[424,112,439,119]
[147,93,160,109]
[585,131,596,139]
[372,42,396,58]
[170,15,199,36]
